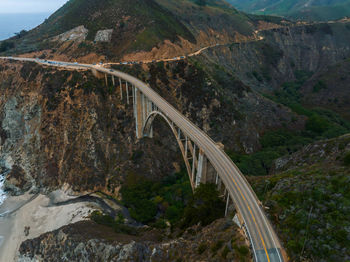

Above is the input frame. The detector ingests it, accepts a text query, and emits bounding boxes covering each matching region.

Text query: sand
[0,191,99,262]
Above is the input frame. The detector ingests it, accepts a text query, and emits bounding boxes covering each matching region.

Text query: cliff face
[0,61,183,195]
[18,219,250,262]
[0,0,272,62]
[0,59,302,194]
[200,21,350,92]
[250,134,350,261]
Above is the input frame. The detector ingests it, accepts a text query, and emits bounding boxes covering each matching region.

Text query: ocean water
[0,13,50,41]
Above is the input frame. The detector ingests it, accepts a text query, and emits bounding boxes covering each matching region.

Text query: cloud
[0,0,69,14]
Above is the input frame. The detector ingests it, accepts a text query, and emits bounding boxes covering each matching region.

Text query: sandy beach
[0,191,100,262]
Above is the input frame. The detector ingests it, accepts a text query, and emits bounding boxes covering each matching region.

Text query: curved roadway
[0,56,285,262]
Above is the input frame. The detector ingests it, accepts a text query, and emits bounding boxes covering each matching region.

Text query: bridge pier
[195,149,207,187]
[119,78,123,100]
[105,74,108,86]
[135,88,144,138]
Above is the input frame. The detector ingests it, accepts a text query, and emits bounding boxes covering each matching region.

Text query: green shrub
[344,152,350,166]
[121,170,192,225]
[313,80,327,93]
[211,240,225,253]
[221,245,230,258]
[0,41,15,52]
[198,243,208,254]
[234,244,249,256]
[181,183,225,228]
[306,115,330,134]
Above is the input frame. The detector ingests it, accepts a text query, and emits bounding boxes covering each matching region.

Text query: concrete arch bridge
[92,67,285,262]
[0,57,285,262]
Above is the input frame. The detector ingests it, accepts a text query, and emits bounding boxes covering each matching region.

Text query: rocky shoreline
[0,190,129,262]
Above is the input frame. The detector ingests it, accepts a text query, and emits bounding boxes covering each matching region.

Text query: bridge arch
[142,110,198,190]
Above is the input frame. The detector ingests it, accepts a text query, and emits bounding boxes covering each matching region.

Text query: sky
[0,0,69,40]
[0,0,68,14]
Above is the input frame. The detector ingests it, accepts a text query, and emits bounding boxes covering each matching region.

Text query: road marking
[0,57,283,262]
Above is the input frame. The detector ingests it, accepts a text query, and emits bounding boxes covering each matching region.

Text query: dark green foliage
[252,71,263,82]
[121,169,192,224]
[195,0,207,6]
[221,245,230,258]
[181,183,225,228]
[211,240,225,253]
[14,30,28,39]
[0,41,15,52]
[266,70,350,140]
[306,115,330,134]
[90,211,137,235]
[131,150,144,163]
[254,166,350,261]
[233,244,249,256]
[228,129,313,176]
[260,42,283,66]
[313,80,327,93]
[197,242,208,254]
[344,152,350,166]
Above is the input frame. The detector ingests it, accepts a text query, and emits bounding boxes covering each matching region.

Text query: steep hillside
[250,134,350,261]
[0,0,273,62]
[300,58,350,121]
[228,0,350,21]
[0,57,303,195]
[18,218,251,261]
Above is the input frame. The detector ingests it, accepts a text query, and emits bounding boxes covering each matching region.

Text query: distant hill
[227,0,350,21]
[0,0,282,61]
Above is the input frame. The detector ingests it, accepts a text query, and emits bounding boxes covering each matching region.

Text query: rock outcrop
[18,218,251,262]
[94,29,113,42]
[52,25,88,42]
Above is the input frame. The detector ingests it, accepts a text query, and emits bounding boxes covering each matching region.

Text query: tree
[181,183,225,228]
[0,41,14,52]
[196,0,207,6]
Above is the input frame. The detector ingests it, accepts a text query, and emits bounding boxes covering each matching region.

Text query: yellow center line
[230,175,271,262]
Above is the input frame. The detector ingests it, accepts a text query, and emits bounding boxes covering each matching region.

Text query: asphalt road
[0,56,285,262]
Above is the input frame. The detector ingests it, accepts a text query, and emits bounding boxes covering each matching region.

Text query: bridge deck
[0,57,285,262]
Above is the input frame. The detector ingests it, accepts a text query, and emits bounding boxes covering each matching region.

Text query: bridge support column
[126,82,129,105]
[191,144,197,183]
[112,75,115,86]
[105,74,108,86]
[119,78,123,100]
[195,149,207,188]
[225,193,230,216]
[134,88,144,139]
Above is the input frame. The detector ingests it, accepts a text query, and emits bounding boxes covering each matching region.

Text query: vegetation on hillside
[251,135,350,261]
[229,68,350,177]
[118,169,225,228]
[227,0,350,21]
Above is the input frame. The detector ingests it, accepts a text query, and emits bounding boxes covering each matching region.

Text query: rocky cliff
[0,58,303,194]
[18,218,251,262]
[199,21,350,92]
[250,134,350,261]
[0,61,183,195]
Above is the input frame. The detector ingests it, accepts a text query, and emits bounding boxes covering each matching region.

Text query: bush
[0,41,15,52]
[90,211,138,235]
[198,243,208,254]
[211,240,225,253]
[344,152,350,166]
[221,245,230,258]
[306,115,330,134]
[181,183,225,228]
[313,80,327,93]
[121,170,192,225]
